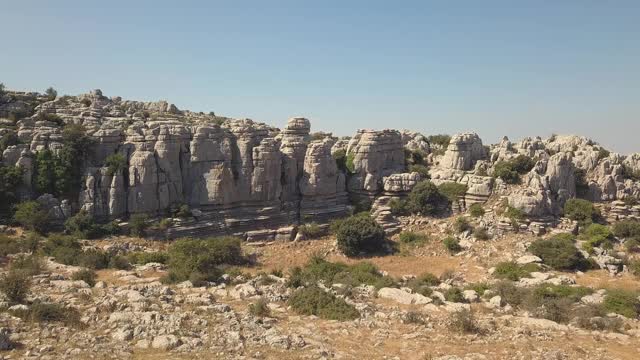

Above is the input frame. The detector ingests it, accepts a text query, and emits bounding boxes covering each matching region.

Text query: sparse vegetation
[398,231,429,245]
[163,236,245,285]
[602,289,640,318]
[438,182,468,203]
[443,236,462,254]
[493,155,535,184]
[0,270,31,304]
[299,222,324,239]
[105,153,126,176]
[287,256,395,289]
[448,309,481,334]
[493,261,539,281]
[288,285,359,321]
[453,216,472,233]
[473,227,490,240]
[129,214,150,237]
[11,301,82,327]
[468,203,485,217]
[71,268,97,287]
[128,251,169,265]
[248,297,271,317]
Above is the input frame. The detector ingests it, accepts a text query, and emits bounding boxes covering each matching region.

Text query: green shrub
[465,282,490,296]
[0,164,23,216]
[493,161,520,184]
[528,237,586,270]
[406,272,440,296]
[448,309,481,333]
[438,182,468,203]
[333,149,347,173]
[510,155,536,173]
[345,152,355,173]
[580,224,615,252]
[164,236,244,284]
[45,87,58,100]
[42,234,83,265]
[573,304,623,331]
[176,204,192,218]
[404,180,450,215]
[289,256,395,289]
[503,205,525,230]
[299,222,324,239]
[453,216,472,233]
[77,248,110,269]
[388,198,408,216]
[128,251,169,265]
[0,270,31,304]
[613,220,640,239]
[473,228,490,240]
[11,301,82,327]
[64,210,104,239]
[248,297,271,317]
[13,201,51,234]
[108,255,131,270]
[333,213,385,256]
[493,281,528,307]
[629,260,640,276]
[129,214,150,237]
[71,268,97,287]
[0,235,23,256]
[574,168,590,198]
[564,199,598,226]
[104,153,126,176]
[493,261,539,281]
[288,286,359,321]
[408,164,430,178]
[468,203,485,217]
[398,231,429,244]
[443,236,462,254]
[10,255,46,276]
[427,134,451,149]
[603,289,640,318]
[80,98,92,107]
[444,287,465,303]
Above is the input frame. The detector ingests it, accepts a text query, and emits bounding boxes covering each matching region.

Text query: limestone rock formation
[440,133,486,171]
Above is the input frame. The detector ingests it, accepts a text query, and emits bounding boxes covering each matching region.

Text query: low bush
[176,204,192,218]
[528,237,586,270]
[333,213,385,256]
[493,261,539,281]
[408,164,430,178]
[493,281,528,307]
[465,282,490,296]
[0,270,31,304]
[603,289,640,318]
[493,155,535,184]
[13,201,51,234]
[104,153,126,176]
[108,255,131,270]
[406,272,440,296]
[248,297,271,317]
[128,251,169,265]
[468,203,485,217]
[0,235,22,256]
[473,228,490,240]
[11,301,82,327]
[404,180,450,216]
[612,219,640,241]
[288,256,395,289]
[164,236,244,285]
[580,224,615,253]
[573,304,623,331]
[77,248,110,269]
[129,214,150,237]
[64,210,106,239]
[443,237,462,254]
[41,234,83,265]
[453,216,472,233]
[448,309,481,334]
[564,199,598,226]
[288,286,359,321]
[629,260,640,276]
[299,222,324,239]
[71,268,97,287]
[438,182,468,203]
[10,254,46,276]
[444,287,465,303]
[398,231,429,245]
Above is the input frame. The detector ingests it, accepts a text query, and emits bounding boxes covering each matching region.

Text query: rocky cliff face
[2,88,640,238]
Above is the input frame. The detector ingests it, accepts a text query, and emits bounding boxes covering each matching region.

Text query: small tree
[45,87,57,100]
[129,214,150,237]
[333,213,385,257]
[104,153,126,176]
[13,201,51,233]
[564,198,598,226]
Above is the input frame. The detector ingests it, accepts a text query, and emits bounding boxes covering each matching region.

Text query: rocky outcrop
[346,129,405,200]
[440,133,486,171]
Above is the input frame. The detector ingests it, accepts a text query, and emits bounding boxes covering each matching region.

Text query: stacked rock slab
[371,172,422,234]
[346,129,405,202]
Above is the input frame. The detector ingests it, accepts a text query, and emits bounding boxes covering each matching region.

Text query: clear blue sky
[2,1,639,153]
